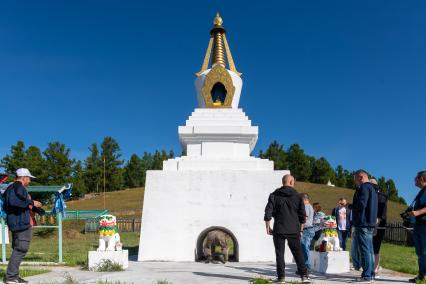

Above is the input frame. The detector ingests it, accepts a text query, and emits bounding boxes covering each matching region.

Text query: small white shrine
[138,14,291,262]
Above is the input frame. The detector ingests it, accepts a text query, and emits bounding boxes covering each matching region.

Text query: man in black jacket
[264,174,311,284]
[4,168,42,284]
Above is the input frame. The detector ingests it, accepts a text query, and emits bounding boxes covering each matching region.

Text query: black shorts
[373,229,385,254]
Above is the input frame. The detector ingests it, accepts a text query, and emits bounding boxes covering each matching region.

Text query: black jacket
[352,182,378,228]
[264,186,306,235]
[3,181,33,232]
[374,184,388,228]
[414,187,426,224]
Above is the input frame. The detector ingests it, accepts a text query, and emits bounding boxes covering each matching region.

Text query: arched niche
[195,226,239,262]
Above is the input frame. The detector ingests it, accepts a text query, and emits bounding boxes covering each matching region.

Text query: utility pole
[103,157,106,210]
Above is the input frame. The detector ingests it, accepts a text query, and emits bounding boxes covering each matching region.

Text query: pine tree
[378,177,387,192]
[152,150,161,170]
[124,154,144,188]
[311,157,336,184]
[100,137,124,191]
[168,150,175,159]
[386,179,400,203]
[335,165,347,188]
[25,146,48,184]
[0,141,26,173]
[344,170,356,189]
[84,144,102,193]
[259,141,288,170]
[287,144,311,181]
[43,142,74,185]
[140,152,153,186]
[72,160,87,197]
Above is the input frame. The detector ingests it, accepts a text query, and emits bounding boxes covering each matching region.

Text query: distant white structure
[327,180,336,187]
[138,14,291,262]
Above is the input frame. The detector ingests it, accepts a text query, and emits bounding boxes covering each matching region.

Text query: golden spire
[196,13,241,77]
[212,14,226,68]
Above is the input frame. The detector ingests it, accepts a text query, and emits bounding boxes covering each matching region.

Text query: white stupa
[138,14,291,262]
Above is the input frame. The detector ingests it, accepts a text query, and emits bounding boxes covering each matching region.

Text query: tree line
[259,141,406,204]
[0,138,406,204]
[0,137,173,197]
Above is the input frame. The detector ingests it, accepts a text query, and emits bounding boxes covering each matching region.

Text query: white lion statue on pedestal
[97,214,122,251]
[316,215,342,252]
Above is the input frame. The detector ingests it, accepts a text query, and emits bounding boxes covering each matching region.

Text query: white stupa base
[310,251,350,274]
[178,108,259,156]
[163,156,273,171]
[139,170,292,262]
[88,250,129,271]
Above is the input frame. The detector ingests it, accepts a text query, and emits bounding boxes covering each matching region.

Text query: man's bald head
[282,174,295,187]
[354,169,370,186]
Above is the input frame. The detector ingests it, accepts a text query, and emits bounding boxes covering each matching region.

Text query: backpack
[0,174,9,219]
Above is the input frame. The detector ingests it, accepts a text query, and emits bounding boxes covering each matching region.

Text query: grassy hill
[66,182,406,222]
[66,187,144,218]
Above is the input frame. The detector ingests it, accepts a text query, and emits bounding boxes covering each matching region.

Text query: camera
[400,207,415,229]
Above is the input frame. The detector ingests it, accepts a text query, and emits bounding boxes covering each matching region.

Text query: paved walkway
[27,259,412,284]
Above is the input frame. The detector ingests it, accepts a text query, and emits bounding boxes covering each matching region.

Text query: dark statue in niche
[210,82,227,107]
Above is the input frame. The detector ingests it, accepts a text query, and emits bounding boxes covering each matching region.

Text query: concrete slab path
[26,259,412,284]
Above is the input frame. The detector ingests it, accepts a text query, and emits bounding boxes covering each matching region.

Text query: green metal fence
[64,210,108,220]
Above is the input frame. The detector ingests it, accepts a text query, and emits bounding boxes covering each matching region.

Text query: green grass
[346,239,417,275]
[2,231,140,266]
[250,277,272,284]
[93,259,123,272]
[379,243,418,275]
[0,267,49,279]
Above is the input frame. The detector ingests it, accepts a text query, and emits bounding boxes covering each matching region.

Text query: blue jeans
[413,224,426,278]
[354,227,374,279]
[351,227,360,269]
[338,229,349,251]
[301,227,315,269]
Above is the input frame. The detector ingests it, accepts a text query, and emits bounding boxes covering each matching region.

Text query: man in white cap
[3,168,42,284]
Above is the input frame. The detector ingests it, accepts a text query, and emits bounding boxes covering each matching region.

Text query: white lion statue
[316,215,342,252]
[97,214,122,251]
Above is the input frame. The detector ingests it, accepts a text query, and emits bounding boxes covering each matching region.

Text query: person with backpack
[408,171,426,283]
[3,168,42,284]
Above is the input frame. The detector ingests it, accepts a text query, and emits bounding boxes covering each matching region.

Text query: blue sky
[0,1,425,202]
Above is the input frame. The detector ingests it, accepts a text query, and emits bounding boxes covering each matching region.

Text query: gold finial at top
[213,12,223,27]
[196,13,241,77]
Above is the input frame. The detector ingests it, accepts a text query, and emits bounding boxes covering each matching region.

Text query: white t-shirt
[338,206,347,231]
